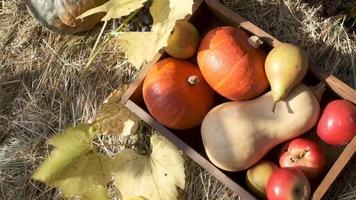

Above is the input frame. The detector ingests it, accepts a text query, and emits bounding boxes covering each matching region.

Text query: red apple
[317,100,356,145]
[266,168,310,200]
[279,138,325,178]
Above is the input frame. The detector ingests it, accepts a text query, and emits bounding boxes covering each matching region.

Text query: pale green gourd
[201,84,320,172]
[27,0,107,34]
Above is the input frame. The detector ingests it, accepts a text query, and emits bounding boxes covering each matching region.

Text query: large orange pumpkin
[197,26,269,101]
[143,58,215,130]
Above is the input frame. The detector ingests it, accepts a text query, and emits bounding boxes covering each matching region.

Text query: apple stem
[290,149,310,163]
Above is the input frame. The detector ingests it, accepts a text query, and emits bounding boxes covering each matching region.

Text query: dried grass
[0,0,355,199]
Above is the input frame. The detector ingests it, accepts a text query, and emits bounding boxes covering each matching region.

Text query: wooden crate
[121,0,356,199]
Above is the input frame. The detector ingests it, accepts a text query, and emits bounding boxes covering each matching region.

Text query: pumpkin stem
[312,82,326,102]
[188,75,199,85]
[248,35,263,48]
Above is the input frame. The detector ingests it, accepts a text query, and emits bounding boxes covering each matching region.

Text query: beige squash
[201,84,320,172]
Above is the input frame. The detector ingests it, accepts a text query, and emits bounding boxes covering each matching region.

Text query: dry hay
[0,0,355,200]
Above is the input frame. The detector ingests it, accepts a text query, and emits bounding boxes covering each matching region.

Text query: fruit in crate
[279,138,326,178]
[265,43,308,111]
[266,168,311,200]
[246,160,278,198]
[201,84,320,171]
[197,26,269,101]
[164,20,200,59]
[26,0,107,34]
[317,99,356,145]
[143,57,215,130]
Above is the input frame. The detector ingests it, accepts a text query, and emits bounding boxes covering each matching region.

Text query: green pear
[265,43,308,111]
[246,160,279,198]
[164,20,200,59]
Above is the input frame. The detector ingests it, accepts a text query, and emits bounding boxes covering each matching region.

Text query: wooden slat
[205,0,282,47]
[121,0,356,199]
[125,100,257,200]
[312,136,356,200]
[121,52,162,104]
[310,67,356,104]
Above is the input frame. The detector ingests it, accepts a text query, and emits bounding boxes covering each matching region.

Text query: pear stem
[271,101,278,113]
[312,82,326,101]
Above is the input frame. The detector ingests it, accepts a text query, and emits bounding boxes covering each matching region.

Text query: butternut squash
[201,84,320,172]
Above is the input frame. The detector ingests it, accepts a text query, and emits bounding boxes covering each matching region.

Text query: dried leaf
[128,197,148,200]
[32,126,184,200]
[48,152,111,200]
[110,134,185,200]
[32,125,110,199]
[77,0,148,21]
[93,89,139,136]
[32,124,96,182]
[115,0,194,68]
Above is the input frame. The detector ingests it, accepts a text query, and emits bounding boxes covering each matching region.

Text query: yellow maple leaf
[110,134,185,200]
[115,0,194,69]
[77,0,148,21]
[32,125,184,200]
[32,124,96,182]
[50,152,111,200]
[32,124,110,199]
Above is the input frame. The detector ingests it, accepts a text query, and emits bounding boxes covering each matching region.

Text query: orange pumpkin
[197,26,269,101]
[143,58,215,130]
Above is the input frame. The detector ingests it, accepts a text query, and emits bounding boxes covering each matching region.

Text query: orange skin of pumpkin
[197,26,269,101]
[143,58,215,130]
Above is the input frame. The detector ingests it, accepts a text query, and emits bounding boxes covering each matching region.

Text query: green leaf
[32,124,96,182]
[110,134,185,200]
[114,0,194,69]
[77,0,148,21]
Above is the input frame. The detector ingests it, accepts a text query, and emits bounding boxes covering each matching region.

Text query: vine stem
[84,8,143,69]
[90,20,108,62]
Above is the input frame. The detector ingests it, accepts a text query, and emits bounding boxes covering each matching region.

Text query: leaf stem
[85,8,143,69]
[91,20,108,61]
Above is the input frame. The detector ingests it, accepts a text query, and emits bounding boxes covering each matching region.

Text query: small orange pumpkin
[143,58,215,130]
[197,26,269,101]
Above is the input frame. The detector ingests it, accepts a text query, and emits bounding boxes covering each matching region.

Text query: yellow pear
[265,43,308,111]
[246,160,278,198]
[164,20,200,59]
